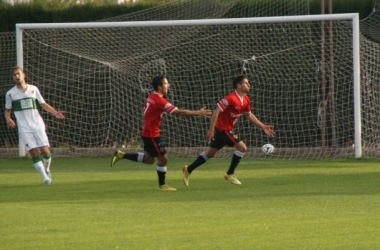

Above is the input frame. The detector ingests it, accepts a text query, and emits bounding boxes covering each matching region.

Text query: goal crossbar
[15,13,362,158]
[16,14,358,29]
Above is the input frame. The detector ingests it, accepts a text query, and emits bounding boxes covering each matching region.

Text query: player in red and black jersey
[110,75,211,191]
[182,75,275,186]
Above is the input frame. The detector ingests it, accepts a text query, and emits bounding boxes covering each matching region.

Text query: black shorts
[209,129,242,150]
[142,136,167,157]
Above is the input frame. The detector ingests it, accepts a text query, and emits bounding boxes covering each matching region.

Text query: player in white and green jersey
[4,66,65,185]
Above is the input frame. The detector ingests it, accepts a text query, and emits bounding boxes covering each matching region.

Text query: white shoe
[43,179,51,186]
[224,174,242,185]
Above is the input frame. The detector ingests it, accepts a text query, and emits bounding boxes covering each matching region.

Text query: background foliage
[0,0,376,32]
[0,0,170,32]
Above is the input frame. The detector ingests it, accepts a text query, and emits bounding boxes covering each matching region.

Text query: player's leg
[110,137,155,167]
[21,132,50,185]
[142,153,155,164]
[186,131,224,174]
[146,138,175,191]
[30,148,50,186]
[184,147,218,174]
[227,141,247,175]
[29,147,47,182]
[110,150,146,167]
[182,130,224,186]
[156,154,175,191]
[40,146,52,179]
[35,129,52,182]
[182,147,218,186]
[223,131,245,185]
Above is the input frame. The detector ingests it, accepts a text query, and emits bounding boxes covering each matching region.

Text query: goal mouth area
[13,14,362,159]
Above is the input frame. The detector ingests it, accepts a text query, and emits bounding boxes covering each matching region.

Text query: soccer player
[5,66,65,185]
[181,75,275,186]
[110,75,211,191]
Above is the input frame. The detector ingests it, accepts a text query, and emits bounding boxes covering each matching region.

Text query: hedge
[0,0,375,32]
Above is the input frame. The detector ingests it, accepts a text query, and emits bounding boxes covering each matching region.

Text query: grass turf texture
[1,157,380,250]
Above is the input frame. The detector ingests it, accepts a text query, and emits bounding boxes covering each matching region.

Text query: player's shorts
[19,129,50,152]
[209,129,242,150]
[142,136,167,157]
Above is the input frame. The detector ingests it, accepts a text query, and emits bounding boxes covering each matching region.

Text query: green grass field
[1,157,380,250]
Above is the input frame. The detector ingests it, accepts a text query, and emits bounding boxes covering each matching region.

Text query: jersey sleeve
[217,95,231,111]
[161,98,177,114]
[5,91,12,109]
[34,86,46,104]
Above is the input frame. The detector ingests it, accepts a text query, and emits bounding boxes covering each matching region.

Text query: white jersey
[5,84,46,134]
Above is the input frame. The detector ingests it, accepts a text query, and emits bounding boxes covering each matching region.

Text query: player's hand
[6,119,16,129]
[207,129,215,142]
[199,106,212,117]
[262,125,275,137]
[55,111,66,119]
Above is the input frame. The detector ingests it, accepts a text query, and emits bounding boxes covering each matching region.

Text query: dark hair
[151,75,167,91]
[233,75,247,89]
[11,66,24,75]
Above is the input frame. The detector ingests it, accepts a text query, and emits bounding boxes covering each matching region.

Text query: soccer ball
[262,144,274,155]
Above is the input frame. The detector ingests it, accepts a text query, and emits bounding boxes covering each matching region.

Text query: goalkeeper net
[12,13,366,159]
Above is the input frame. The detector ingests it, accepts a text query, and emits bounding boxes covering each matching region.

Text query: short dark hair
[151,75,167,91]
[11,66,24,75]
[233,75,247,89]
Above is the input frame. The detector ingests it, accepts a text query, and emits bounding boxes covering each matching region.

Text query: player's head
[151,75,169,94]
[11,66,24,75]
[233,75,250,93]
[11,66,26,85]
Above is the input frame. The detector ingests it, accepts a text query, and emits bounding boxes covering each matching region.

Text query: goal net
[12,13,365,159]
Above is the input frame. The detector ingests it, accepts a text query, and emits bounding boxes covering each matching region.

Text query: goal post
[15,13,362,158]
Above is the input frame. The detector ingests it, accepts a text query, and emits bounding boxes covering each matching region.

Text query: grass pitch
[1,157,380,250]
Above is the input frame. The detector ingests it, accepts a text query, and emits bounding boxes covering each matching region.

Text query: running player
[110,75,211,191]
[182,75,275,186]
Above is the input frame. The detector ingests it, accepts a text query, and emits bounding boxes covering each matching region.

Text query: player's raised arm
[173,106,211,117]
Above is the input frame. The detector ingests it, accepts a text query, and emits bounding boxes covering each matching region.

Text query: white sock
[156,166,167,172]
[137,152,144,162]
[42,153,52,172]
[33,161,49,181]
[200,151,209,161]
[43,157,51,173]
[234,150,245,158]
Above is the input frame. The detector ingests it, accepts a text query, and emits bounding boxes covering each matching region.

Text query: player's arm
[207,106,223,142]
[39,103,65,119]
[245,112,275,137]
[173,106,211,117]
[4,109,16,129]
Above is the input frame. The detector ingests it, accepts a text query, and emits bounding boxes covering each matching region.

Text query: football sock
[32,157,49,181]
[156,165,167,185]
[42,152,52,172]
[227,150,245,175]
[187,152,208,174]
[124,152,144,162]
